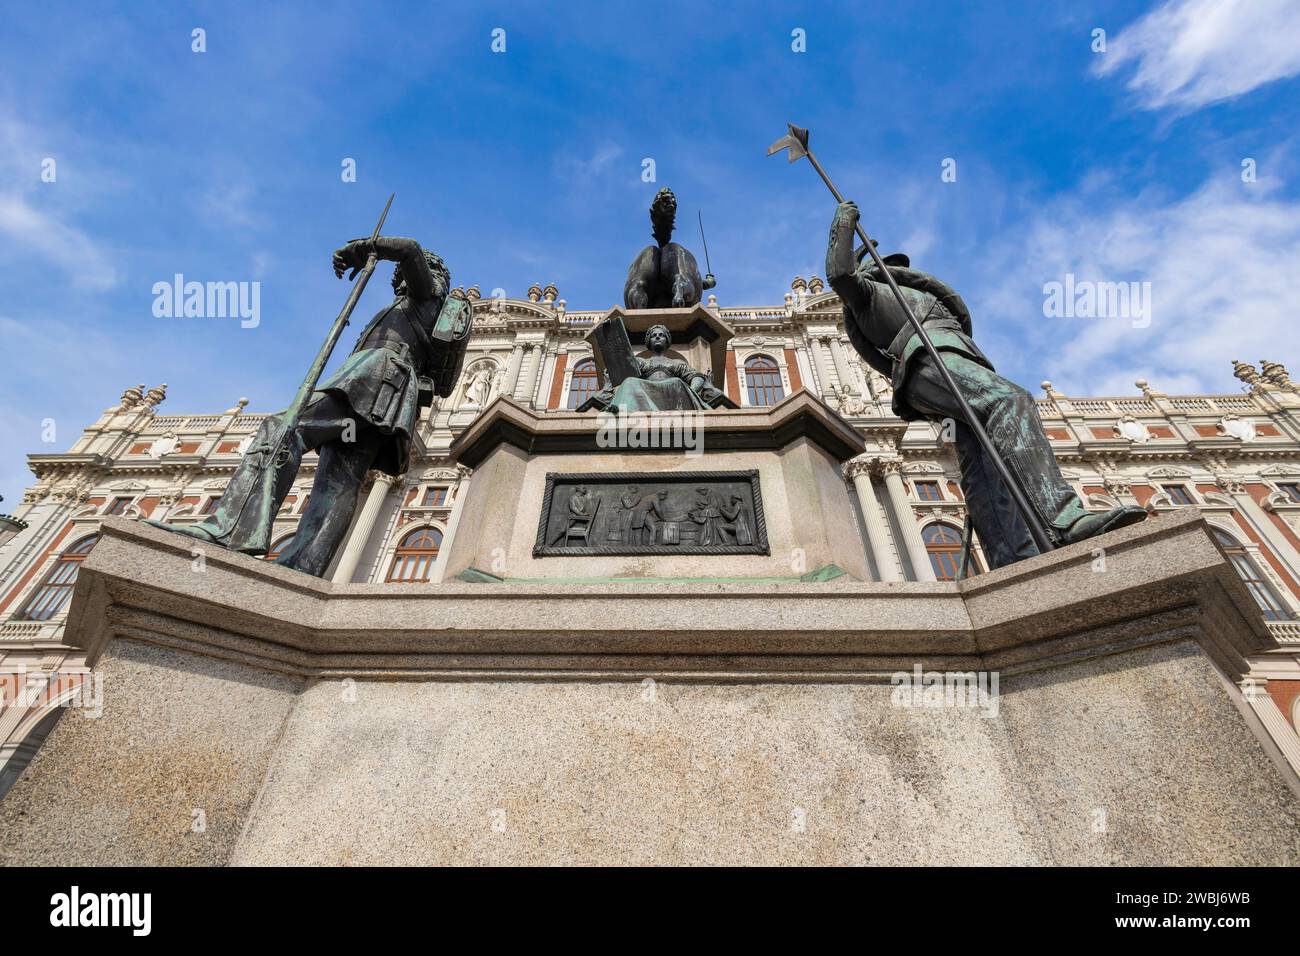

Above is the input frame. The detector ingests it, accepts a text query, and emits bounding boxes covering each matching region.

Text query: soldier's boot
[1057,505,1148,546]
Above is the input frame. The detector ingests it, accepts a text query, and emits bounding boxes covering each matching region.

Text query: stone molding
[66,511,1276,687]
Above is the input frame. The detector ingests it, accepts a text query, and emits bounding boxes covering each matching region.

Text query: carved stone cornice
[1214,475,1248,496]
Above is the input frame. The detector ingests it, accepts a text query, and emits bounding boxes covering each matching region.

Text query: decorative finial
[118,383,146,411]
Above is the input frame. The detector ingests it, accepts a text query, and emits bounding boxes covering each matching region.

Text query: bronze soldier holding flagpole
[769,124,1145,567]
[147,196,473,576]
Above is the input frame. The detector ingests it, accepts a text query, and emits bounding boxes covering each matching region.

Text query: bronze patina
[146,198,472,577]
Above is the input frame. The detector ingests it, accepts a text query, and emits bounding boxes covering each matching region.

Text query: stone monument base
[440,393,870,581]
[2,513,1298,865]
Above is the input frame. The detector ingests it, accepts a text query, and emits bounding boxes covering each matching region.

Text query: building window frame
[1210,526,1295,621]
[743,354,785,407]
[922,522,979,581]
[14,535,99,622]
[386,526,444,583]
[913,480,944,502]
[565,358,600,410]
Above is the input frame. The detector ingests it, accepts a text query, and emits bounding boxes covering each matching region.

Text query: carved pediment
[1146,466,1191,479]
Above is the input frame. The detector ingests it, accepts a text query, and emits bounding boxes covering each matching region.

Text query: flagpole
[769,124,1054,554]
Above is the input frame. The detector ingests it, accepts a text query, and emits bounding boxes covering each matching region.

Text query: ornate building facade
[3,279,1300,794]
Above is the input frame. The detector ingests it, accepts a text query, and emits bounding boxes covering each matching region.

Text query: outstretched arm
[825,201,873,316]
[333,236,438,300]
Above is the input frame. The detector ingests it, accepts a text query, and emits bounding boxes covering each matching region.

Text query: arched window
[16,535,99,621]
[567,359,600,409]
[264,535,295,562]
[744,355,784,407]
[1211,528,1291,620]
[388,527,443,582]
[923,523,976,581]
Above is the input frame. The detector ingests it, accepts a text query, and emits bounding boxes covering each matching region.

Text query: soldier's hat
[855,238,909,268]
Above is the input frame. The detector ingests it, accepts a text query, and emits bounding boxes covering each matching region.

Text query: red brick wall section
[547,352,568,410]
[783,348,802,394]
[1230,511,1300,598]
[1130,484,1155,507]
[725,351,739,403]
[1249,483,1300,553]
[1267,681,1300,731]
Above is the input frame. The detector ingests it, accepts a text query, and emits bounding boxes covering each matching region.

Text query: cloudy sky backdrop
[2,0,1299,504]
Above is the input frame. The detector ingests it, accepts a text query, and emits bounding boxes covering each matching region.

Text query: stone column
[502,344,525,397]
[331,472,396,583]
[807,336,833,396]
[517,344,543,403]
[827,337,853,392]
[845,458,902,582]
[881,459,936,581]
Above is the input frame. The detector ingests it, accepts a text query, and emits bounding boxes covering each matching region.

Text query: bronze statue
[580,321,734,413]
[825,200,1145,568]
[147,210,472,577]
[623,188,715,309]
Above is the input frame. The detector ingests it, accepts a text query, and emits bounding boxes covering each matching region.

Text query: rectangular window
[422,487,449,508]
[1163,485,1193,505]
[914,481,943,502]
[200,497,220,515]
[105,497,132,516]
[1279,483,1300,504]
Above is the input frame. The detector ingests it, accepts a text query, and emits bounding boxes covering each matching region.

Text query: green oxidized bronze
[824,198,1146,568]
[145,197,473,577]
[579,320,735,413]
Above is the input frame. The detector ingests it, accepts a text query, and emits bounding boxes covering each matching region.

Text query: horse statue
[623,187,715,309]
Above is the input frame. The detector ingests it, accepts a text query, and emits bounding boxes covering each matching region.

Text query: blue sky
[2,0,1300,506]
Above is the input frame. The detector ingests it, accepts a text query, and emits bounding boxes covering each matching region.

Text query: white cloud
[973,170,1300,396]
[1093,0,1300,110]
[0,194,118,291]
[0,111,119,291]
[554,142,626,185]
